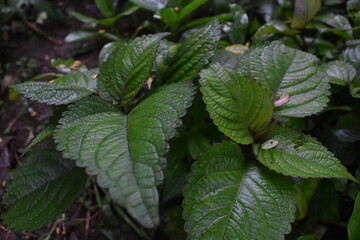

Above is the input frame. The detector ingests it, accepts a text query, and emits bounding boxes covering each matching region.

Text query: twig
[23,19,63,45]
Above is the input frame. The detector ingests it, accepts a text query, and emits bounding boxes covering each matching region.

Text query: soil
[0,1,144,239]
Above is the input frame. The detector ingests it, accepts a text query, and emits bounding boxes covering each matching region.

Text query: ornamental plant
[2,0,360,239]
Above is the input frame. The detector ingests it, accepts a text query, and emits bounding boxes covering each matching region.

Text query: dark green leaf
[11,70,98,105]
[71,11,99,24]
[187,133,211,160]
[130,0,167,11]
[2,139,87,231]
[95,0,118,17]
[99,33,168,104]
[99,41,125,66]
[200,62,273,144]
[291,0,321,29]
[65,30,101,43]
[343,40,360,68]
[55,82,195,228]
[223,4,248,44]
[237,41,330,117]
[348,192,360,240]
[183,141,295,240]
[161,20,221,83]
[294,179,319,220]
[255,126,357,181]
[326,60,356,86]
[162,137,187,202]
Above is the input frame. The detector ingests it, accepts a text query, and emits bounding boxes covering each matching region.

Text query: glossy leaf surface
[2,140,87,231]
[11,70,98,105]
[99,33,168,104]
[200,63,273,144]
[55,82,195,228]
[256,126,357,181]
[183,141,295,240]
[237,41,330,117]
[161,20,221,83]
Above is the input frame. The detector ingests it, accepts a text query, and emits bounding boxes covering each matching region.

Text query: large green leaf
[2,139,87,231]
[183,141,296,240]
[160,20,221,83]
[11,70,98,105]
[348,192,360,240]
[237,41,330,117]
[200,62,273,144]
[255,126,357,181]
[55,82,195,228]
[99,33,168,104]
[291,0,321,29]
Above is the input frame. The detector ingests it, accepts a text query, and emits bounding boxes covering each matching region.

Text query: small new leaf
[256,126,357,181]
[183,141,296,240]
[99,33,168,104]
[200,62,273,144]
[161,20,221,83]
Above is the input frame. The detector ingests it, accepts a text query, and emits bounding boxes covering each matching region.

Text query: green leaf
[187,133,211,160]
[183,141,296,240]
[71,11,99,24]
[162,137,187,202]
[99,33,168,104]
[255,126,357,181]
[343,40,360,68]
[55,82,195,228]
[291,0,321,29]
[200,62,273,144]
[294,178,319,220]
[11,70,98,105]
[2,139,87,231]
[253,20,299,40]
[348,192,360,240]
[21,107,65,157]
[130,0,167,12]
[296,236,318,240]
[65,30,101,43]
[237,41,330,117]
[326,60,356,86]
[223,4,248,44]
[95,0,118,17]
[99,41,125,66]
[161,20,221,83]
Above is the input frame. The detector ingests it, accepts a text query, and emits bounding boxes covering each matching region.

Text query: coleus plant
[2,13,359,240]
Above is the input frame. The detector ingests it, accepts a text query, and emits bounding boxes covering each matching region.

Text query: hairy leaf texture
[255,126,357,181]
[183,141,296,240]
[2,139,87,231]
[55,82,195,228]
[11,70,98,105]
[237,41,330,117]
[200,62,273,144]
[99,33,168,104]
[161,20,221,82]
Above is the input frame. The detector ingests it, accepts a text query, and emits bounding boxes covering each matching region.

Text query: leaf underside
[237,41,330,117]
[256,126,357,181]
[55,82,195,228]
[200,62,273,144]
[2,139,87,231]
[11,70,98,105]
[183,141,296,240]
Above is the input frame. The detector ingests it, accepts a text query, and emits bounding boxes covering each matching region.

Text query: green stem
[113,204,151,240]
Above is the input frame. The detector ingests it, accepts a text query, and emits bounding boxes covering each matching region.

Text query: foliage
[2,0,360,239]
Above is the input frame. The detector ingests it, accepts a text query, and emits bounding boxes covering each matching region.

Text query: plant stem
[113,204,151,240]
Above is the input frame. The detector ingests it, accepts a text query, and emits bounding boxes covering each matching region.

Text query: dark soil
[0,1,143,239]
